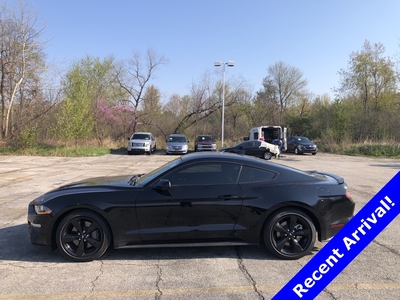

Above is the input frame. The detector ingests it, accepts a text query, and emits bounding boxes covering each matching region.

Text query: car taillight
[346,191,352,200]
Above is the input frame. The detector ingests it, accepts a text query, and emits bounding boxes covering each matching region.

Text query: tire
[294,147,301,155]
[263,209,316,260]
[127,150,132,155]
[263,151,272,160]
[312,152,317,155]
[56,210,111,262]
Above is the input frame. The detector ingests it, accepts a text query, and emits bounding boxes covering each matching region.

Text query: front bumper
[167,149,188,154]
[197,146,217,151]
[298,147,317,154]
[27,205,52,246]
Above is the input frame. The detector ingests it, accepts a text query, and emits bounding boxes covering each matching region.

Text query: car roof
[133,132,152,135]
[169,134,186,137]
[179,151,271,167]
[179,152,316,181]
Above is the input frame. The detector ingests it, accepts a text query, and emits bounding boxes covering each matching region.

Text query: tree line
[1,2,399,151]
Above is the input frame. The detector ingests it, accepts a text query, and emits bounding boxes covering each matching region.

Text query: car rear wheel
[263,151,272,160]
[263,209,316,260]
[56,210,111,262]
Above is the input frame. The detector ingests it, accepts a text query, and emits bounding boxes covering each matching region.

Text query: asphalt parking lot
[0,151,399,299]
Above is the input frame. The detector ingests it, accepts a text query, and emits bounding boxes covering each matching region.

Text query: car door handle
[218,195,239,200]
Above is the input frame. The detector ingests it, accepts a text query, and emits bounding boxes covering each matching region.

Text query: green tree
[56,55,124,144]
[336,40,397,111]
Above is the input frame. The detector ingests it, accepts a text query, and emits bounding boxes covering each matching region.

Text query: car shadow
[369,163,400,169]
[0,224,319,262]
[110,149,196,156]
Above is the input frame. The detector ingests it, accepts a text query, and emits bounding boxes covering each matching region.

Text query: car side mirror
[155,179,171,191]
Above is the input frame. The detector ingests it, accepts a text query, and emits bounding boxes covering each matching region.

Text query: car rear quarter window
[239,166,276,183]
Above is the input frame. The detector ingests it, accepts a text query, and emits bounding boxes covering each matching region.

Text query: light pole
[214,60,234,148]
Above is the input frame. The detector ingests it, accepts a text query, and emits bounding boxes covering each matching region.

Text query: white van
[248,126,287,153]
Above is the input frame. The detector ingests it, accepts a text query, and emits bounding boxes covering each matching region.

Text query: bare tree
[0,1,46,140]
[261,61,308,123]
[114,48,168,133]
[166,72,244,135]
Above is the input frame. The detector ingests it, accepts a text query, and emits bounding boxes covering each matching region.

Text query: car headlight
[34,204,52,215]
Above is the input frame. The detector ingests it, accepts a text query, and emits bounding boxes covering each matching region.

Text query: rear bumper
[318,196,355,241]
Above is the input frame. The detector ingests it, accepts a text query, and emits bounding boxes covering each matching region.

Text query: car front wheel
[294,147,301,155]
[56,210,111,262]
[263,209,316,260]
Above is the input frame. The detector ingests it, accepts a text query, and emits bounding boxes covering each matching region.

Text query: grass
[0,143,121,157]
[1,140,399,158]
[318,141,400,158]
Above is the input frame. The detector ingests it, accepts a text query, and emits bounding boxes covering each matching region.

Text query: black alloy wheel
[56,210,111,262]
[264,209,316,260]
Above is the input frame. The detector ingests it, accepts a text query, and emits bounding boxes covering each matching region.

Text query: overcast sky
[6,0,400,101]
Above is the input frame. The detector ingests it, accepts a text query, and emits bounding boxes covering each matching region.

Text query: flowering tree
[96,99,135,145]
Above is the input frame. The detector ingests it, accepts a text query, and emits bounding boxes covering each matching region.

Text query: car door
[287,137,294,152]
[135,162,244,242]
[245,141,264,157]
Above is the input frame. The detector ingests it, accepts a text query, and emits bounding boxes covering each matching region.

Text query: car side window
[165,163,241,185]
[243,142,252,149]
[238,166,276,183]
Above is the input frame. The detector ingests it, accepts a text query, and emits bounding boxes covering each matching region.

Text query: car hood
[299,142,316,146]
[198,141,215,145]
[55,175,137,190]
[129,139,150,143]
[168,142,187,146]
[219,147,235,151]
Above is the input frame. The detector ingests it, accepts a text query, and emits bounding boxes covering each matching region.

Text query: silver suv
[127,132,156,155]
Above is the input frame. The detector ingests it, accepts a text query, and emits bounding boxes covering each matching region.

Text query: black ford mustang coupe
[28,152,355,262]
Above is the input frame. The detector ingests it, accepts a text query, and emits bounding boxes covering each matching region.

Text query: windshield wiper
[128,174,144,186]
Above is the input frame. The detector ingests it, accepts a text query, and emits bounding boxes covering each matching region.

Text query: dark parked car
[219,140,275,160]
[28,152,354,262]
[194,135,217,151]
[286,136,318,155]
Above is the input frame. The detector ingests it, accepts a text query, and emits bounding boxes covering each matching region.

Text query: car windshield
[132,134,150,140]
[135,157,182,186]
[198,136,214,142]
[168,136,186,142]
[297,137,311,143]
